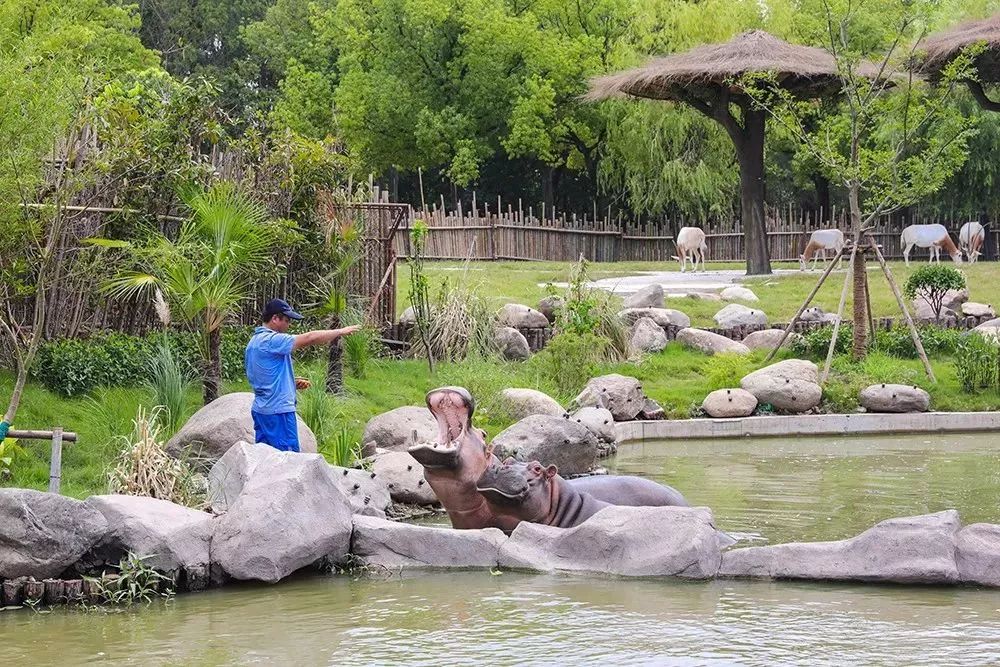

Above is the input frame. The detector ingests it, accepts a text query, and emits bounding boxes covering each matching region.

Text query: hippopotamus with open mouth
[408,386,689,532]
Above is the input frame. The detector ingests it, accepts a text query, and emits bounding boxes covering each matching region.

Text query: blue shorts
[251,410,300,452]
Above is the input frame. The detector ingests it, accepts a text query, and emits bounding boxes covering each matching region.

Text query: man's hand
[295,377,312,390]
[338,324,363,337]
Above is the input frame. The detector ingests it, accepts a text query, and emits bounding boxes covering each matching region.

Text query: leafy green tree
[904,265,967,325]
[106,182,276,404]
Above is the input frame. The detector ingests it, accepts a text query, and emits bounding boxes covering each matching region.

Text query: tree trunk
[848,184,868,359]
[813,173,831,223]
[203,327,221,405]
[542,165,555,213]
[2,363,28,429]
[326,314,344,394]
[737,108,771,275]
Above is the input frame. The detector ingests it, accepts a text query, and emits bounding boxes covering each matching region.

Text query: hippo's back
[568,474,688,508]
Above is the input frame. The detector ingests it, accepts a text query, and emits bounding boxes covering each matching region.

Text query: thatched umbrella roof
[919,12,1000,83]
[587,30,875,102]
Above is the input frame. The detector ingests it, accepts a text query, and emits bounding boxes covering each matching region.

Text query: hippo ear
[543,464,558,479]
[503,457,516,465]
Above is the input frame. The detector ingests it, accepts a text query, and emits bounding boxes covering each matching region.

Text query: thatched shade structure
[919,12,1000,112]
[588,30,865,275]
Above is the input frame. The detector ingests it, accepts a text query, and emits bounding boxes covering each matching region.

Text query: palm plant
[314,190,365,394]
[106,182,274,404]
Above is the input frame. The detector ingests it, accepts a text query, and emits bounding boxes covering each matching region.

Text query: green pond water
[4,433,1000,666]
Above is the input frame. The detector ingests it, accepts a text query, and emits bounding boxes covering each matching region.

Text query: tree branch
[965,79,1000,112]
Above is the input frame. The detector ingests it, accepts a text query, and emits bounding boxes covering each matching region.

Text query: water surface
[4,433,1000,665]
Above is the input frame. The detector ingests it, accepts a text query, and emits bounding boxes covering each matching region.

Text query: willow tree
[587,30,881,275]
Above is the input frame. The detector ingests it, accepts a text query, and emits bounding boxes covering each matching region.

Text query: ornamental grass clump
[107,406,205,509]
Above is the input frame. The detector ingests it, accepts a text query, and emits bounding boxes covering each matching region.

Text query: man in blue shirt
[245,298,360,452]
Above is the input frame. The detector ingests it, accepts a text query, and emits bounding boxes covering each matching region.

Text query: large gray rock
[943,288,970,311]
[740,359,822,413]
[492,415,598,475]
[166,392,317,462]
[207,441,285,514]
[498,303,549,328]
[362,406,438,453]
[702,388,757,418]
[912,289,967,322]
[498,506,721,578]
[0,489,108,579]
[859,384,930,413]
[719,511,961,584]
[677,328,751,356]
[494,326,531,361]
[567,407,617,446]
[538,295,564,323]
[961,302,995,318]
[330,466,392,519]
[630,316,668,354]
[499,388,564,419]
[799,306,827,322]
[399,306,416,325]
[742,329,800,351]
[713,303,768,329]
[618,307,691,328]
[623,284,664,309]
[372,452,437,505]
[973,317,1000,343]
[572,374,645,421]
[956,523,1000,587]
[351,516,506,568]
[720,286,759,302]
[212,453,353,583]
[84,495,212,578]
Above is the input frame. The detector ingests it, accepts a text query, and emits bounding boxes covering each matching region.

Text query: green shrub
[903,265,966,323]
[33,328,255,397]
[343,326,384,379]
[956,333,1000,392]
[792,325,853,359]
[872,325,963,358]
[529,332,609,397]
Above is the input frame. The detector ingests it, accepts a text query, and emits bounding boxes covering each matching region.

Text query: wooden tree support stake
[822,245,857,383]
[868,235,936,382]
[765,244,849,362]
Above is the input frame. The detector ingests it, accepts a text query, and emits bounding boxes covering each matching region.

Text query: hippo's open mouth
[407,387,475,469]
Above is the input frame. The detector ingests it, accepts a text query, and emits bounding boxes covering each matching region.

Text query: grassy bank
[398,259,1000,327]
[4,339,998,498]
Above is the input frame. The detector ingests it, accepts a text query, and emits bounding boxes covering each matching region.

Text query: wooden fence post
[48,427,64,494]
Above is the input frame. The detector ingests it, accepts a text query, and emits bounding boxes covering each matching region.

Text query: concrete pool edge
[615,411,1000,442]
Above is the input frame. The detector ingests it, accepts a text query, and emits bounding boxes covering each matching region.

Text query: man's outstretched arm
[292,325,362,351]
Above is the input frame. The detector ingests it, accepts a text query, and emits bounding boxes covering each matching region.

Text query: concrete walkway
[616,411,1000,442]
[548,268,803,298]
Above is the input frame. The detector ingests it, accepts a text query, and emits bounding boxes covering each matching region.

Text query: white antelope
[900,224,962,266]
[799,229,845,271]
[673,227,707,272]
[959,221,986,263]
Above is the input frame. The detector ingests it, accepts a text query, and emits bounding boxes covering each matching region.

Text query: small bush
[529,332,609,397]
[792,325,853,359]
[903,265,966,323]
[106,406,205,508]
[147,338,193,434]
[33,328,254,396]
[343,326,384,379]
[956,333,1000,392]
[873,325,963,358]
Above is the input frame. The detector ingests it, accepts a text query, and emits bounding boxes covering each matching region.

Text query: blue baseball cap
[262,298,304,321]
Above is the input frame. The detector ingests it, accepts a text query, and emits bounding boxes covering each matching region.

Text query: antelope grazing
[959,221,986,263]
[672,226,707,272]
[901,224,962,266]
[799,229,845,271]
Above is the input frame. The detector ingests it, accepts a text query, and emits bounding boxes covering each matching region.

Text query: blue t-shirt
[245,326,296,414]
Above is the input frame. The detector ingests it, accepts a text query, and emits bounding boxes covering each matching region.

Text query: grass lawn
[398,259,1000,328]
[3,258,998,498]
[4,339,998,498]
